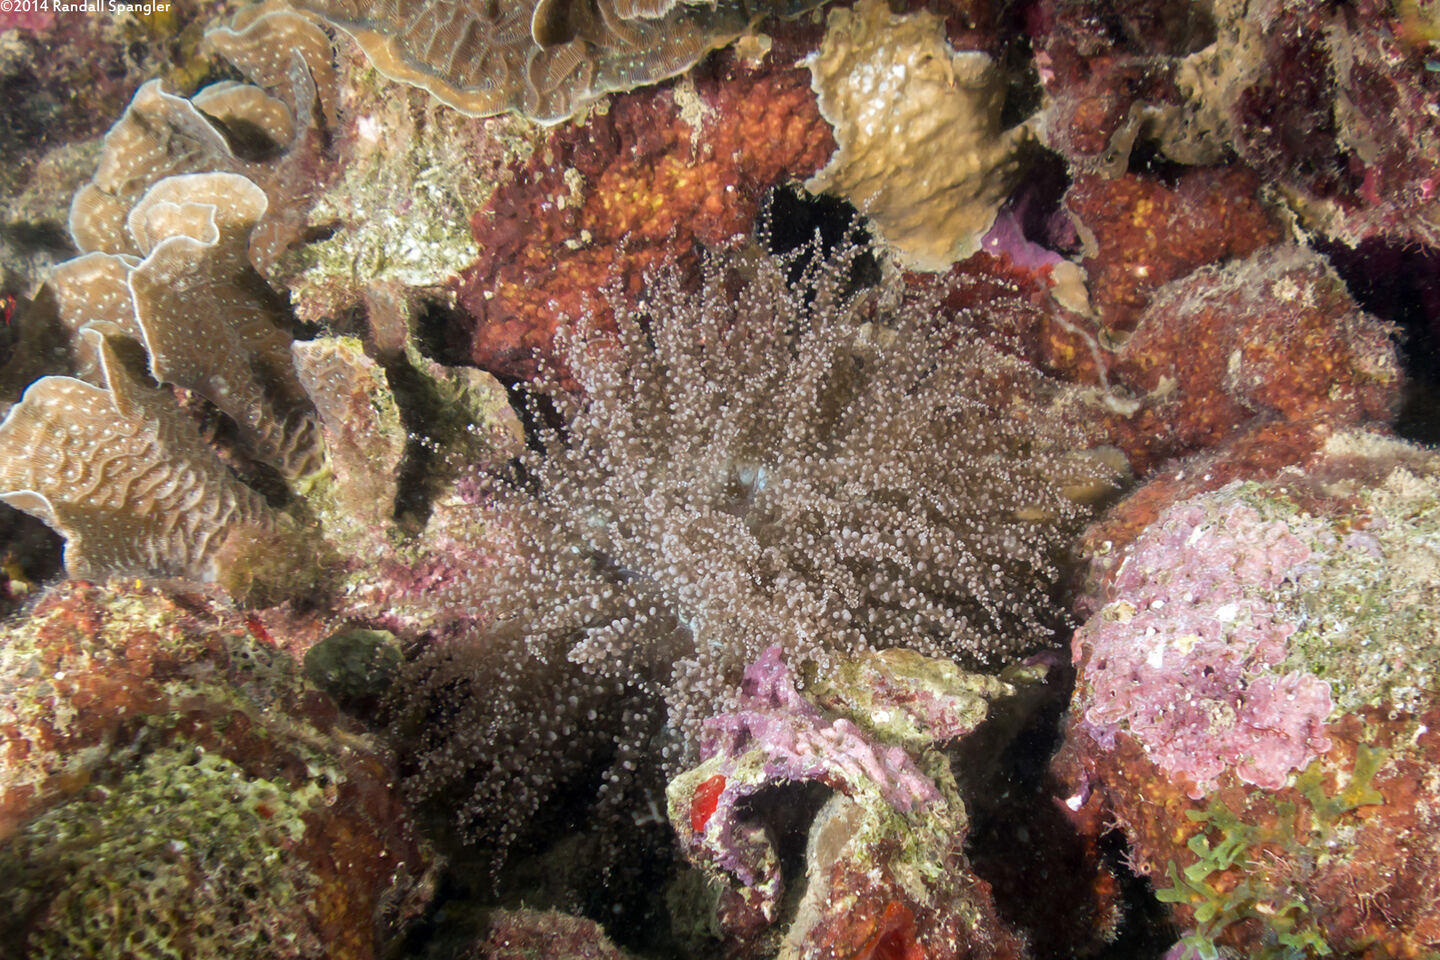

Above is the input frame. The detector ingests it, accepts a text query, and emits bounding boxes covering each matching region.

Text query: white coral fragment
[804,0,1031,271]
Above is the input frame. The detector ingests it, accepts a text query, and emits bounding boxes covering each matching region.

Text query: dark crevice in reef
[759,186,880,292]
[960,654,1174,959]
[1123,137,1195,188]
[0,220,75,262]
[304,303,366,343]
[960,656,1089,956]
[382,299,500,529]
[1317,237,1440,446]
[381,353,446,531]
[413,299,478,368]
[731,780,833,923]
[998,46,1045,133]
[1095,828,1182,959]
[0,505,62,613]
[1013,146,1076,253]
[203,112,290,163]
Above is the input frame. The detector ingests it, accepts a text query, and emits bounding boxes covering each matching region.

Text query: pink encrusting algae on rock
[1074,493,1333,798]
[667,644,1030,958]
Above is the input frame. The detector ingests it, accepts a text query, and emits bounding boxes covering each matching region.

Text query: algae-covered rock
[1061,429,1440,958]
[2,743,328,959]
[304,625,403,709]
[667,645,1030,960]
[0,582,433,960]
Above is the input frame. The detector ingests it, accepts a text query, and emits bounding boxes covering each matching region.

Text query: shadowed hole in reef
[413,298,477,368]
[759,187,880,291]
[726,781,834,937]
[392,739,687,958]
[0,505,62,603]
[1124,137,1192,187]
[960,659,1175,959]
[384,299,491,529]
[381,353,446,530]
[1316,237,1440,446]
[0,220,74,260]
[1008,146,1075,254]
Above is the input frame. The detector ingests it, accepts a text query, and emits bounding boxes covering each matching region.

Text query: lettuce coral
[0,326,295,594]
[294,0,821,123]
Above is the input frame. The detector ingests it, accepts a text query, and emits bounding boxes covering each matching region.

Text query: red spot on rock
[856,902,925,960]
[690,774,726,833]
[244,615,276,647]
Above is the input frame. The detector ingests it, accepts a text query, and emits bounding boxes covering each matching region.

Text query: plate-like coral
[0,327,288,592]
[297,0,816,122]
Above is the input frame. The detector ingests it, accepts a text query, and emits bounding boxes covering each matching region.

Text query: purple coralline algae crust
[686,646,943,903]
[699,645,943,815]
[1074,494,1333,798]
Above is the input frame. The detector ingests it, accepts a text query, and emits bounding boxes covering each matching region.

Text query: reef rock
[1060,429,1440,957]
[462,909,633,959]
[668,646,1029,960]
[1064,241,1403,475]
[0,581,432,959]
[1034,0,1440,248]
[456,32,835,378]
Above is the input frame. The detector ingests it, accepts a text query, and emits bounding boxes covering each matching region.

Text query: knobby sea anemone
[397,239,1116,848]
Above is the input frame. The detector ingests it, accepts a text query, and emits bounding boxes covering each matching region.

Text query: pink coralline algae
[667,645,1027,959]
[0,7,53,31]
[677,646,943,907]
[1073,492,1333,798]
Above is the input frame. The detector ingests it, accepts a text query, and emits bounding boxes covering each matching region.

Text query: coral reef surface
[2,0,1439,956]
[1061,431,1440,957]
[667,645,1030,959]
[0,582,430,959]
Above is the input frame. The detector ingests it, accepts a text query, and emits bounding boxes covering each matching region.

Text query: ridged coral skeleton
[0,326,282,585]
